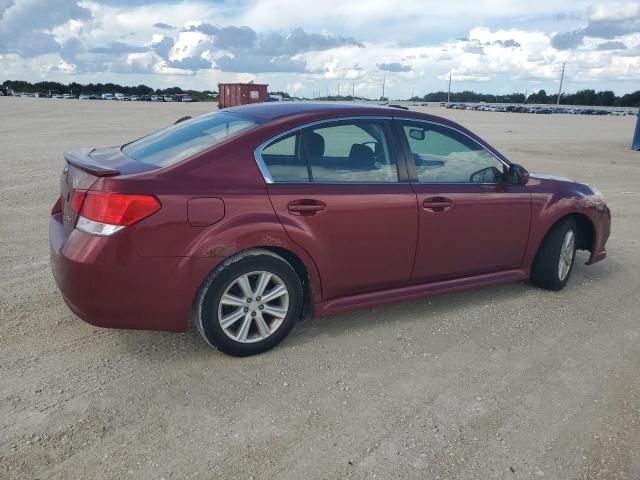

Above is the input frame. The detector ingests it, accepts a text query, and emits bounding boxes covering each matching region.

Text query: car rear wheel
[531,218,577,291]
[195,250,303,356]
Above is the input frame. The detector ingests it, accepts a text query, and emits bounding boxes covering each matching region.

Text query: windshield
[122,111,261,167]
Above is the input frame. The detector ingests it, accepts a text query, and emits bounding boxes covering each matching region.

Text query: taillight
[76,192,161,236]
[69,191,86,212]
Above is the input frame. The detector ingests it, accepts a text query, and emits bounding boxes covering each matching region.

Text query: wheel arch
[192,245,319,330]
[258,246,315,320]
[532,212,595,263]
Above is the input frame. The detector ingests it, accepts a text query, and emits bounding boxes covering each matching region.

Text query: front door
[396,119,531,282]
[259,118,418,299]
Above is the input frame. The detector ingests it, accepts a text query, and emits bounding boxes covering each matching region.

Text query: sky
[0,0,639,98]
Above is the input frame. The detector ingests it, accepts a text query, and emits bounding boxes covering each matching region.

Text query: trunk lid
[59,147,158,234]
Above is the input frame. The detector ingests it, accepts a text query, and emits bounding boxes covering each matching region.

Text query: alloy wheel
[558,229,575,281]
[217,271,290,343]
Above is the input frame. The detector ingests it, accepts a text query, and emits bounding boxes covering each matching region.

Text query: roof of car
[222,101,510,165]
[225,101,417,121]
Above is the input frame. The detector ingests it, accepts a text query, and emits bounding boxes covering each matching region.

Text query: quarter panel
[94,138,325,302]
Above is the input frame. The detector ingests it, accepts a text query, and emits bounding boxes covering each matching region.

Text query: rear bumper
[49,214,221,332]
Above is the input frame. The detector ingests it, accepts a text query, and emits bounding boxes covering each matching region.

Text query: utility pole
[352,81,355,99]
[557,62,565,106]
[447,71,452,104]
[382,78,385,100]
[337,83,340,97]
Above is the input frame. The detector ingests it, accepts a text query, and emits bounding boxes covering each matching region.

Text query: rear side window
[260,120,398,183]
[261,134,309,182]
[123,111,260,167]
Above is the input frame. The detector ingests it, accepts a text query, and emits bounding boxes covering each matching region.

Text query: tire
[531,218,577,291]
[194,250,303,356]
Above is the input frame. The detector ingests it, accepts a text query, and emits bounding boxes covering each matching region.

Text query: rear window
[122,111,261,167]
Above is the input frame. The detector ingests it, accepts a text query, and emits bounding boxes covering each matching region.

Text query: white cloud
[0,0,638,96]
[588,1,640,21]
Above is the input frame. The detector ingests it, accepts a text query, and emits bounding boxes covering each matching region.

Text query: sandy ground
[1,97,639,479]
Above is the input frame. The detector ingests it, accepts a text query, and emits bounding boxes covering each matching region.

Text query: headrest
[348,143,375,170]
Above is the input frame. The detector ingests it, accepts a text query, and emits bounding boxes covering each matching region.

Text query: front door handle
[287,199,327,216]
[422,197,453,213]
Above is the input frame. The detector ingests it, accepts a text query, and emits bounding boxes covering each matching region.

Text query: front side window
[400,122,505,183]
[123,111,260,167]
[260,120,398,183]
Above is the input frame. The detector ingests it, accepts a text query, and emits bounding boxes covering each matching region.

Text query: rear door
[396,119,531,282]
[259,117,418,300]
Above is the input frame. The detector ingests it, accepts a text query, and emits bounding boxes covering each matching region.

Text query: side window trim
[393,118,510,184]
[255,115,411,184]
[295,131,314,182]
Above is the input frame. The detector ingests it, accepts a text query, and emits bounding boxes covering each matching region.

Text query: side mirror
[508,163,530,186]
[470,166,503,183]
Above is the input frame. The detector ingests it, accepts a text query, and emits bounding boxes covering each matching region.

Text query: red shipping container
[218,83,269,108]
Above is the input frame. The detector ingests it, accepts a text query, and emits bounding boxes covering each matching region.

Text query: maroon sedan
[49,103,610,356]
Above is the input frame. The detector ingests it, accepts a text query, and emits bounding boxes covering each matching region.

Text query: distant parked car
[163,95,174,102]
[182,96,193,102]
[79,94,91,100]
[101,93,114,100]
[49,102,611,356]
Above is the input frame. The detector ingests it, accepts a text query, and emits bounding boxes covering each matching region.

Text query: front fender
[523,177,610,267]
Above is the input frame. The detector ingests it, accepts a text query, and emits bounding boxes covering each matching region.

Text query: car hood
[530,173,576,183]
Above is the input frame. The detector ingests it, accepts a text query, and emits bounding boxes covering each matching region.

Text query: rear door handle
[287,199,326,216]
[422,197,453,212]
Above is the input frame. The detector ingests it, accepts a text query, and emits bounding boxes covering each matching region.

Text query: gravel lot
[1,97,639,479]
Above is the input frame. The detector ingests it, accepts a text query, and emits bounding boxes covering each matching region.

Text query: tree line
[410,89,640,107]
[1,80,217,98]
[2,79,639,107]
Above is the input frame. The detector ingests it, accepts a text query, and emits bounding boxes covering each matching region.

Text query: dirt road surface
[1,97,639,479]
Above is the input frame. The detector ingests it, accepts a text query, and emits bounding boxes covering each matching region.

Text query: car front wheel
[531,218,577,291]
[195,250,303,356]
